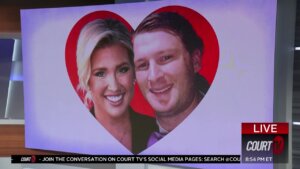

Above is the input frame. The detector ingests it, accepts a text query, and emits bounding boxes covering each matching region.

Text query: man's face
[133,31,199,117]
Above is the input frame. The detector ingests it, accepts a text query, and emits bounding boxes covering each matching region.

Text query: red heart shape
[66,6,219,116]
[65,6,219,153]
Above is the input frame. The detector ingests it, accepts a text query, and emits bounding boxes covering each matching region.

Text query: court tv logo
[241,123,288,163]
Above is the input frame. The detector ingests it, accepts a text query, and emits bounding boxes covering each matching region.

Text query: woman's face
[89,44,134,118]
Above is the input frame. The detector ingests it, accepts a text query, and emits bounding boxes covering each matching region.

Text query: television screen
[21,0,276,168]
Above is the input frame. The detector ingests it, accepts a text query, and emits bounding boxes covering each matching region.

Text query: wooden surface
[0,1,114,32]
[0,125,63,156]
[0,6,20,32]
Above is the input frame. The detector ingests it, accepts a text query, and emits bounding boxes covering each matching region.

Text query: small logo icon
[273,135,284,155]
[31,155,36,163]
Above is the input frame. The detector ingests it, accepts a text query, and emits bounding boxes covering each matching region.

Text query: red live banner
[242,123,288,134]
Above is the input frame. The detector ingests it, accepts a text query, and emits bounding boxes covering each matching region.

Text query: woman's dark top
[90,107,158,154]
[129,108,158,154]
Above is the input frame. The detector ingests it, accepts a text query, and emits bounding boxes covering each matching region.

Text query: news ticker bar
[11,155,240,163]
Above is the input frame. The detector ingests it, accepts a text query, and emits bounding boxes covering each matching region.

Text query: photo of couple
[75,10,210,154]
[21,1,276,166]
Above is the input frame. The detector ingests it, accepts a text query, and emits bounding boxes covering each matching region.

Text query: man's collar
[156,119,169,134]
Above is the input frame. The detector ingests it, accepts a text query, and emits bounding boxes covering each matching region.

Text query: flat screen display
[21,0,276,168]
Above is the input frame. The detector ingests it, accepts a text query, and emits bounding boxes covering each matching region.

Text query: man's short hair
[134,12,203,56]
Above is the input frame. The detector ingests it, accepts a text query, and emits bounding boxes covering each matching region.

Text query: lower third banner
[11,155,240,163]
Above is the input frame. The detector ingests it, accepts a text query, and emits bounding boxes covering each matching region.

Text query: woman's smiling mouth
[105,94,124,105]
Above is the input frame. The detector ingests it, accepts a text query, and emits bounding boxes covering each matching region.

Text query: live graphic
[241,123,288,163]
